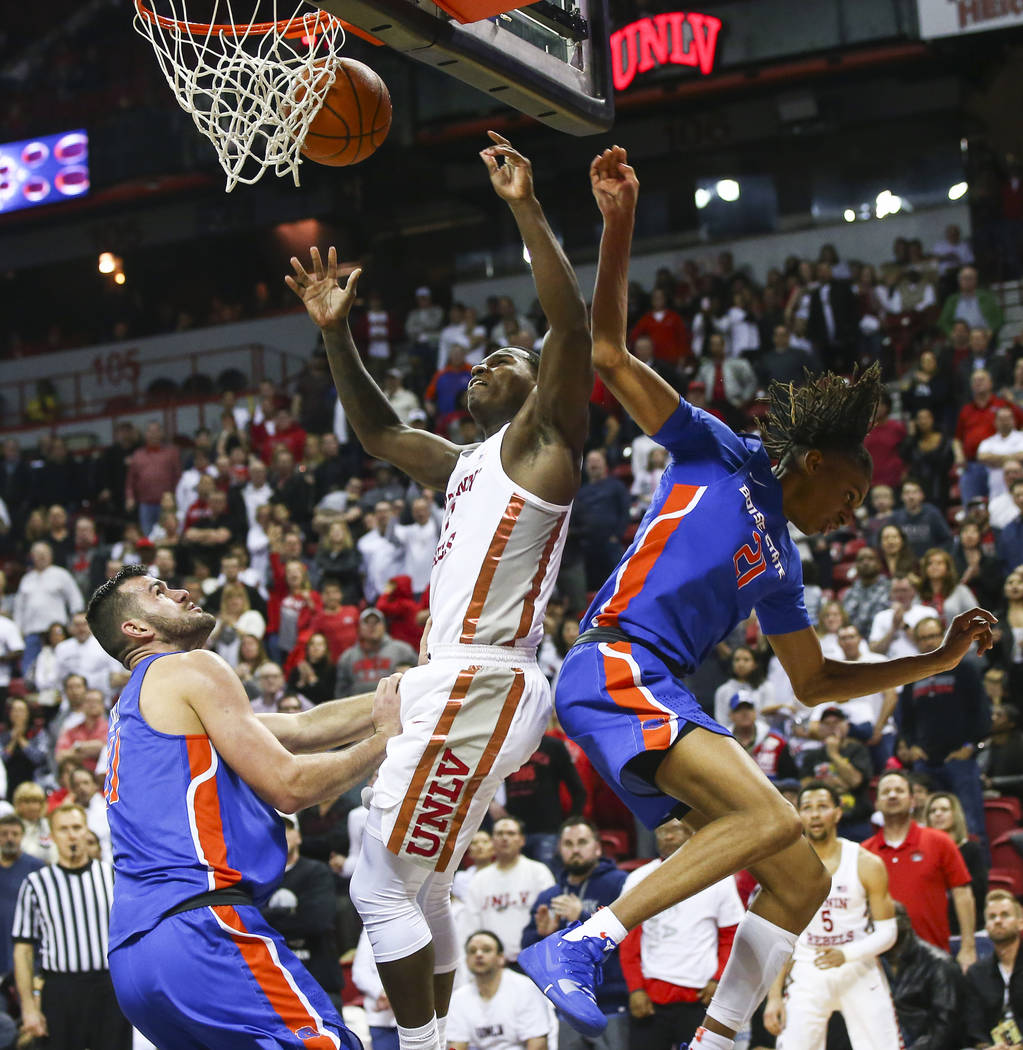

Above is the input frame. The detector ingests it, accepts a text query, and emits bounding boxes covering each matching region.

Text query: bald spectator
[996,480,1023,570]
[898,617,990,845]
[954,370,1023,504]
[125,421,181,535]
[988,459,1023,528]
[53,612,123,703]
[13,542,83,669]
[869,576,938,660]
[977,406,1023,500]
[939,265,1004,336]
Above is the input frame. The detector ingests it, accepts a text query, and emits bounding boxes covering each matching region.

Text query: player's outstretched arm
[286,247,461,490]
[590,147,681,437]
[258,682,388,753]
[480,132,591,454]
[176,650,400,812]
[767,607,996,706]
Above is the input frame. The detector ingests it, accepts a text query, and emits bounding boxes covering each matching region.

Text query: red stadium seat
[986,798,1022,844]
[832,562,855,588]
[340,961,364,1007]
[618,857,650,873]
[987,869,1019,896]
[600,830,631,861]
[990,832,1023,896]
[843,538,867,560]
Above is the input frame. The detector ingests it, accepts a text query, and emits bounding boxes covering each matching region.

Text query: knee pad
[417,871,458,973]
[349,828,433,964]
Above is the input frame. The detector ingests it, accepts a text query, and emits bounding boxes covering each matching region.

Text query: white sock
[706,911,797,1032]
[693,1025,733,1050]
[436,1015,447,1050]
[397,1016,439,1050]
[562,906,628,945]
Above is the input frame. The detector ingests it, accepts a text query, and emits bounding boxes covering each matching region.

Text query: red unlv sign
[610,11,722,91]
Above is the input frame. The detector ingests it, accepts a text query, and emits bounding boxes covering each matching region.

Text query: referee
[12,802,130,1049]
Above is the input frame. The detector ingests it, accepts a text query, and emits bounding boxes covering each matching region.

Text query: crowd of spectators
[3,223,1023,1049]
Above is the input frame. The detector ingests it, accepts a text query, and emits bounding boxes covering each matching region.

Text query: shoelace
[559,935,612,991]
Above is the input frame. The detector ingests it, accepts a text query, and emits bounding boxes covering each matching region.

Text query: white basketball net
[133,0,346,191]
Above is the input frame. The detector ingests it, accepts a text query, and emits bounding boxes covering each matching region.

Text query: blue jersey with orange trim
[104,652,286,952]
[587,397,809,671]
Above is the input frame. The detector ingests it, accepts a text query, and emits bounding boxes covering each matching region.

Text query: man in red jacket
[628,289,691,365]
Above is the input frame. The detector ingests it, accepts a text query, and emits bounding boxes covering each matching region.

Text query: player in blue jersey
[518,149,996,1050]
[85,563,402,1049]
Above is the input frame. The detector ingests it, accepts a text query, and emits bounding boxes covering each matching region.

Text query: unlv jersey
[428,422,570,652]
[793,839,871,963]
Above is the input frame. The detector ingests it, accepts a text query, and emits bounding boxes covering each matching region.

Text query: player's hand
[21,1005,47,1038]
[629,990,655,1019]
[939,607,997,667]
[371,672,403,738]
[957,942,977,974]
[763,998,785,1036]
[551,893,583,923]
[814,948,845,969]
[480,132,535,203]
[329,851,347,873]
[535,904,558,937]
[419,616,432,666]
[286,246,361,332]
[590,146,639,218]
[375,993,391,1011]
[698,979,717,1006]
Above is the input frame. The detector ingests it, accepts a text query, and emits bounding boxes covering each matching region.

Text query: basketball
[295,58,391,167]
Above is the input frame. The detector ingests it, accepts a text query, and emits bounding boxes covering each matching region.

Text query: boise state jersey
[588,397,810,670]
[104,652,286,951]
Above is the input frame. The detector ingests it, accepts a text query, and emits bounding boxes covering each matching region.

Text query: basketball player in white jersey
[286,132,592,1050]
[763,782,900,1050]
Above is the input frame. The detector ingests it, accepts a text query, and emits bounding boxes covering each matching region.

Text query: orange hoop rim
[133,0,341,38]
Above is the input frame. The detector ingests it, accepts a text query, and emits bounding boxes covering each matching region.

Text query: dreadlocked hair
[762,363,884,475]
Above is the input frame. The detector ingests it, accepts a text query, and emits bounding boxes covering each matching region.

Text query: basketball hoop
[133,0,347,190]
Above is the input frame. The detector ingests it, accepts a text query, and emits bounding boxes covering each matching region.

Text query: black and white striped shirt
[11,861,114,973]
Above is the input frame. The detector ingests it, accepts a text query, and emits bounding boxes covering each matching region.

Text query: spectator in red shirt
[54,689,108,775]
[125,421,181,535]
[253,407,307,465]
[863,391,907,489]
[863,769,976,971]
[628,289,691,365]
[954,370,1023,503]
[302,578,359,661]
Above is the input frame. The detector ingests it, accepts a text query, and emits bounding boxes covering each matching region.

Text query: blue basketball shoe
[517,923,616,1037]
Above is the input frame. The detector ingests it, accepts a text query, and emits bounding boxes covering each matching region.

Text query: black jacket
[883,933,963,1050]
[964,944,1023,1047]
[261,856,343,996]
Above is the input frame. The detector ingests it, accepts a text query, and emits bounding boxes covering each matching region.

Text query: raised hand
[479,131,535,203]
[285,246,361,332]
[590,145,639,218]
[940,607,997,667]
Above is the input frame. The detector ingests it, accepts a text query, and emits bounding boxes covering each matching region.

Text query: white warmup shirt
[622,856,745,989]
[13,565,84,636]
[447,969,551,1050]
[463,858,555,962]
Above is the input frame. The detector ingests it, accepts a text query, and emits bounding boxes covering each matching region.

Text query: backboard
[314,0,614,135]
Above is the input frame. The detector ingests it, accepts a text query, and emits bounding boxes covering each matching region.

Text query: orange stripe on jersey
[434,670,526,870]
[595,483,705,628]
[386,668,480,856]
[600,643,674,751]
[213,906,339,1048]
[186,738,242,890]
[510,511,566,645]
[460,494,526,643]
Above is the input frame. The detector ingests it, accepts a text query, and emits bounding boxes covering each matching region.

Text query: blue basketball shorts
[110,904,361,1050]
[554,639,731,829]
